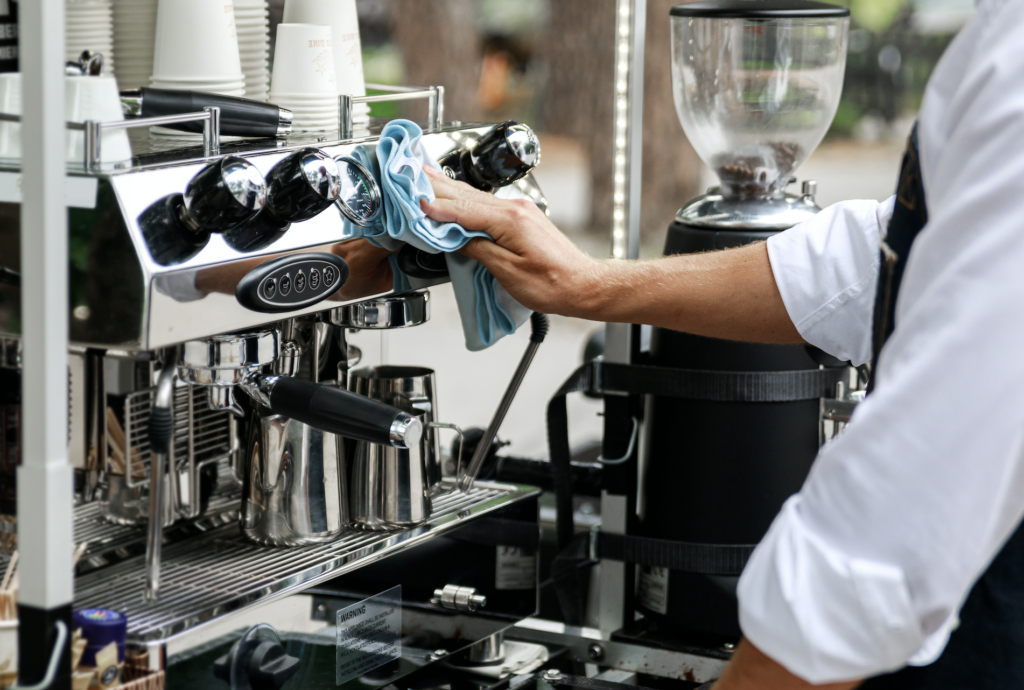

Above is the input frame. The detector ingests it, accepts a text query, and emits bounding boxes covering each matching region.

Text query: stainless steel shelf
[74,481,539,644]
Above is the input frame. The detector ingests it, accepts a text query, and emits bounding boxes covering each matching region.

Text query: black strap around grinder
[546,359,846,624]
[547,360,848,550]
[552,530,757,626]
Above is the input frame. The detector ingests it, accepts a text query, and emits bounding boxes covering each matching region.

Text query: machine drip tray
[74,481,540,643]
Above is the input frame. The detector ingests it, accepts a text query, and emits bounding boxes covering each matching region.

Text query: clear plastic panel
[672,15,849,196]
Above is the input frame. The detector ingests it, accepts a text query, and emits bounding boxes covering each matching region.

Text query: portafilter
[178,329,422,450]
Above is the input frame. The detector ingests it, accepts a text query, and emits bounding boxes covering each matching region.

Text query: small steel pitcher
[350,409,463,530]
[240,408,347,546]
[348,366,444,495]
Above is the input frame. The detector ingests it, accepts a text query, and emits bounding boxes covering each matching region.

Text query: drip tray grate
[74,481,538,643]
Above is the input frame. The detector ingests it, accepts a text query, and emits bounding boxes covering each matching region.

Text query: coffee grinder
[637,0,850,638]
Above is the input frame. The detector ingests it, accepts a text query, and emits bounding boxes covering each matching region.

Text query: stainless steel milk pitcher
[348,366,443,495]
[240,407,347,546]
[350,409,465,529]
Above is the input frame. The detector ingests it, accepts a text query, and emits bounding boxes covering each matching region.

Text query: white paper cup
[150,78,246,90]
[286,106,341,115]
[282,0,366,101]
[269,23,337,99]
[266,92,337,102]
[65,75,132,164]
[151,0,243,83]
[0,74,21,161]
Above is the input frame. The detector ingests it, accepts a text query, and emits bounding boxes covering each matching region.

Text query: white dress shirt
[738,0,1024,682]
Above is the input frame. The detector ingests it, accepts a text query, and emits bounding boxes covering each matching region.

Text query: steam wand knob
[439,120,541,192]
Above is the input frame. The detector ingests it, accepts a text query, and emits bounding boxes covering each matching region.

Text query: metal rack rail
[75,480,539,643]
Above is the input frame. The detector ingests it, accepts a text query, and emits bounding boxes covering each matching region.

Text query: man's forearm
[711,639,862,690]
[577,242,803,344]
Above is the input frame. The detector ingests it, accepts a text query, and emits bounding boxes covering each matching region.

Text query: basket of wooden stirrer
[0,545,164,690]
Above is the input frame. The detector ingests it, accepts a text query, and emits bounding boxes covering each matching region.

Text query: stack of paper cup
[112,0,158,91]
[234,0,271,102]
[67,0,116,76]
[150,0,244,96]
[268,24,339,133]
[282,0,370,124]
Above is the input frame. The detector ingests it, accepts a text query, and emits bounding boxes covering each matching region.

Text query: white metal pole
[597,0,647,637]
[19,0,75,683]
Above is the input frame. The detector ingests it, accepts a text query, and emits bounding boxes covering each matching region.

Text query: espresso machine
[636,0,854,638]
[0,73,553,688]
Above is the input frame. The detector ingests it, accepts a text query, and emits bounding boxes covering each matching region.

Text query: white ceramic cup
[282,0,366,103]
[151,0,243,83]
[65,75,132,164]
[269,24,337,97]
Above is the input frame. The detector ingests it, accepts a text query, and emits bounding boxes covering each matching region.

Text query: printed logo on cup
[312,49,336,86]
[100,666,120,686]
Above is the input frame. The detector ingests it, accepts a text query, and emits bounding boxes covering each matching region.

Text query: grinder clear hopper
[671,0,850,198]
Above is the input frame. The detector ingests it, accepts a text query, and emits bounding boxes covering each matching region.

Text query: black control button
[235,253,350,314]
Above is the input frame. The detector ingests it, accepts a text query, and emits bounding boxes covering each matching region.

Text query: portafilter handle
[254,376,423,449]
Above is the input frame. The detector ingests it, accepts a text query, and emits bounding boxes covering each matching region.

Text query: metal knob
[432,584,487,612]
[263,148,341,224]
[440,121,540,191]
[801,179,818,199]
[182,156,267,232]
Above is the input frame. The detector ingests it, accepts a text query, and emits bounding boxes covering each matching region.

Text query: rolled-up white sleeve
[738,2,1024,683]
[767,197,893,365]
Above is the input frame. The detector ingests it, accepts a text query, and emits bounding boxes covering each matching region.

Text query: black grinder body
[636,220,825,638]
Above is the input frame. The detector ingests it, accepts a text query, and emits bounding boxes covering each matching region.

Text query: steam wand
[459,313,549,492]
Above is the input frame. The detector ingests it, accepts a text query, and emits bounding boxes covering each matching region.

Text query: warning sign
[335,586,402,686]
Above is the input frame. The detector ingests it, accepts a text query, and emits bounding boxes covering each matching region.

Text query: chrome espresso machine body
[0,87,548,688]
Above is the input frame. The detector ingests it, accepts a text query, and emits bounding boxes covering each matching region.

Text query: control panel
[235,253,350,313]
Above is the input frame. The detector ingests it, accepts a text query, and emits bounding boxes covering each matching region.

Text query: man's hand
[422,167,802,343]
[710,639,862,690]
[420,167,606,318]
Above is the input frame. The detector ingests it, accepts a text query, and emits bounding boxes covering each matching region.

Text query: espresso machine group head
[179,329,422,450]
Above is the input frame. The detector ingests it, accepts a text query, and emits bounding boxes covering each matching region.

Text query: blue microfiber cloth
[341,120,532,351]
